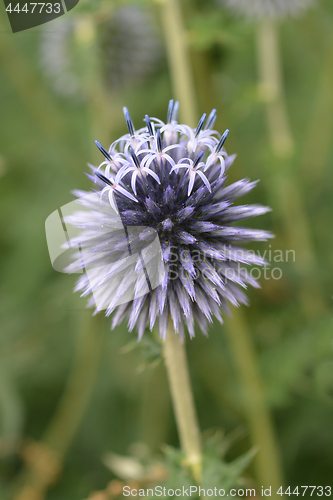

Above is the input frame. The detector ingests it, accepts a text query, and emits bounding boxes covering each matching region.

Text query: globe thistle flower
[221,0,314,18]
[65,101,273,340]
[101,5,162,89]
[39,6,162,99]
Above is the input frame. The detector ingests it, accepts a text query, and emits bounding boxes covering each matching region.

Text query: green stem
[140,365,171,453]
[163,322,202,483]
[159,0,198,126]
[159,0,202,482]
[300,31,333,180]
[256,19,294,159]
[159,1,283,491]
[224,309,283,497]
[256,19,326,318]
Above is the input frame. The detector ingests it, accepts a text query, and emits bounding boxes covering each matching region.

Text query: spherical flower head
[101,5,162,89]
[40,6,162,99]
[65,101,273,340]
[221,0,314,19]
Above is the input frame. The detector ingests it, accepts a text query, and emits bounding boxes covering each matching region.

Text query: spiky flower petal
[65,102,273,340]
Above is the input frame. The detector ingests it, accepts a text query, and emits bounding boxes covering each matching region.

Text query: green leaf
[202,447,256,492]
[148,436,256,499]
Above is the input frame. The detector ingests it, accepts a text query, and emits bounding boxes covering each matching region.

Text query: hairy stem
[225,309,283,498]
[163,322,202,483]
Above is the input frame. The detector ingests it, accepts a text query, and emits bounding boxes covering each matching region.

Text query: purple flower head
[65,101,273,340]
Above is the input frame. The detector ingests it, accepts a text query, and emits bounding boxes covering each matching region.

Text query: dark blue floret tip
[167,99,174,124]
[193,151,204,167]
[156,129,163,153]
[216,129,229,152]
[195,113,206,137]
[205,109,217,130]
[95,140,112,161]
[145,115,154,136]
[95,171,112,185]
[129,146,141,168]
[123,106,135,137]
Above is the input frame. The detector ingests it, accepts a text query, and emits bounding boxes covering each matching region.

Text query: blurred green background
[0,0,333,498]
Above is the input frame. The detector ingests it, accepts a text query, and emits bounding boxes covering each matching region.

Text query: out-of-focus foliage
[0,0,333,498]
